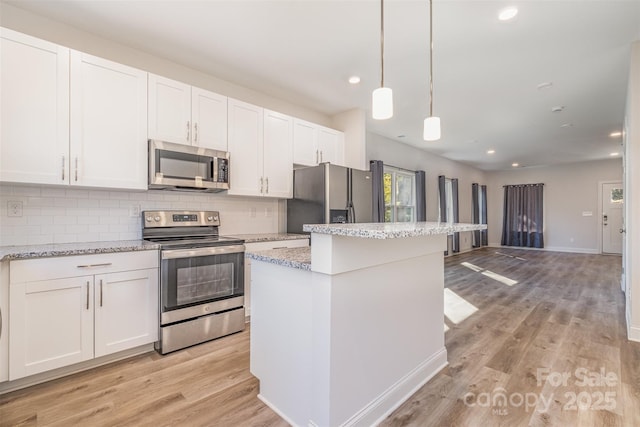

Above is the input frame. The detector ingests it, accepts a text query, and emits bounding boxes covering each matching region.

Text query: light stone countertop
[0,240,160,261]
[246,246,311,271]
[302,222,487,239]
[227,233,309,244]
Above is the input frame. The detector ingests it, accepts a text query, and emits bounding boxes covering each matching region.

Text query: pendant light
[424,0,441,141]
[372,0,393,120]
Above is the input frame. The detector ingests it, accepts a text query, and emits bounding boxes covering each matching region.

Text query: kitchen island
[248,222,486,427]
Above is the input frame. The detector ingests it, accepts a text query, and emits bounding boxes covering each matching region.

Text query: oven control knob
[154,216,161,222]
[145,216,153,222]
[213,215,219,221]
[207,216,214,222]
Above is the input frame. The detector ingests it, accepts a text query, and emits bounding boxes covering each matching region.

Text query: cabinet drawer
[10,250,159,283]
[245,239,309,253]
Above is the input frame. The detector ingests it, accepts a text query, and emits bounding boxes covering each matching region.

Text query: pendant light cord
[381,0,385,88]
[429,0,434,117]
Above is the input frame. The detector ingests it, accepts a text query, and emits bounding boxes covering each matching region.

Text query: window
[383,166,416,222]
[611,188,623,204]
[439,178,454,224]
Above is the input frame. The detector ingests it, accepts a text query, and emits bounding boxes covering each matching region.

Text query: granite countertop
[246,246,311,271]
[302,222,488,239]
[227,233,309,244]
[0,240,160,261]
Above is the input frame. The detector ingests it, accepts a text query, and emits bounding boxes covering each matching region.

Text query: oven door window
[162,252,244,311]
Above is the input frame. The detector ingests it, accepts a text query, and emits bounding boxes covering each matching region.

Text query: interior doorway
[602,182,623,254]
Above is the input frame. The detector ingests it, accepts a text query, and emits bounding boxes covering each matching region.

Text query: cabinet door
[227,98,263,196]
[0,28,70,185]
[9,276,94,380]
[317,126,344,166]
[94,268,159,357]
[70,51,148,190]
[192,87,228,151]
[292,119,318,166]
[263,110,293,198]
[148,74,191,145]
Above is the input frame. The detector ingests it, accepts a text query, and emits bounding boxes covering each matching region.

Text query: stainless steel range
[142,210,245,354]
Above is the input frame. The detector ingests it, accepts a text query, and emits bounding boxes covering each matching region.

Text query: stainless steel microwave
[148,140,230,192]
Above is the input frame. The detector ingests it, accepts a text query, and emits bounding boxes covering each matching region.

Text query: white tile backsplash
[0,184,282,246]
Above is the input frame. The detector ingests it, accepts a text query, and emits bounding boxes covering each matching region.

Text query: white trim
[628,324,640,342]
[339,348,448,427]
[257,394,301,427]
[486,244,600,255]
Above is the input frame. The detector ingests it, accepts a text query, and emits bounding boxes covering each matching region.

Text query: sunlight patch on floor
[444,288,479,324]
[460,261,519,287]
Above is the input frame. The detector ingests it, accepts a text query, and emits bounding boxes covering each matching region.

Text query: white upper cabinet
[263,109,293,198]
[70,51,148,190]
[0,28,70,185]
[227,99,264,196]
[293,118,345,167]
[227,99,293,198]
[148,74,228,151]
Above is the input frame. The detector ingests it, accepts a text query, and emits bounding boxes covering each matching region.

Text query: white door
[227,98,263,196]
[148,74,191,145]
[192,87,228,151]
[94,269,158,357]
[70,51,148,190]
[293,119,318,166]
[602,182,623,254]
[263,110,293,198]
[9,276,94,380]
[1,28,70,185]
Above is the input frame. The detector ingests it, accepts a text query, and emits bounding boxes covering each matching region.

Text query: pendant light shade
[423,0,441,141]
[423,116,441,141]
[372,87,393,120]
[372,0,393,120]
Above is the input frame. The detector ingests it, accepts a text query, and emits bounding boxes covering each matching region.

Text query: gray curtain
[370,160,385,223]
[452,178,460,253]
[438,175,448,255]
[481,185,488,246]
[415,170,426,221]
[472,183,480,248]
[501,183,544,248]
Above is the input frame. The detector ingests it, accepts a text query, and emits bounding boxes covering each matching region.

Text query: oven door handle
[161,245,245,260]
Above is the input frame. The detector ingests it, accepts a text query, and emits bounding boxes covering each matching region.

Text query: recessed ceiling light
[551,106,565,113]
[487,149,495,154]
[560,123,574,128]
[512,162,519,167]
[610,152,620,156]
[498,7,518,21]
[609,131,622,138]
[348,76,361,84]
[537,82,553,90]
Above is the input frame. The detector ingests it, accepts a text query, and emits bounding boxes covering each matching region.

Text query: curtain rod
[502,183,544,187]
[385,163,418,174]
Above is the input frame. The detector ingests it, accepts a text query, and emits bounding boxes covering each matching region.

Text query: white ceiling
[6,0,640,171]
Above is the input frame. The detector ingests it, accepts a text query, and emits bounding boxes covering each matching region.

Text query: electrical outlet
[7,200,23,217]
[129,204,141,218]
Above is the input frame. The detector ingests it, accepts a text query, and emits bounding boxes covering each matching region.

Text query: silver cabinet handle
[194,122,198,143]
[320,151,324,163]
[266,177,269,194]
[61,156,66,181]
[75,157,79,181]
[316,150,319,164]
[260,177,264,194]
[99,279,103,307]
[77,263,112,268]
[86,281,90,310]
[186,121,190,141]
[620,228,626,234]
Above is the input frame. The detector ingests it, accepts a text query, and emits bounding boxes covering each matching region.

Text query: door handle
[61,156,66,181]
[620,228,626,234]
[86,281,90,310]
[99,279,103,307]
[186,121,190,141]
[194,122,198,143]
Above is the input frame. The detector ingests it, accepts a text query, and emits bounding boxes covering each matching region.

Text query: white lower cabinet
[8,251,158,381]
[244,238,309,316]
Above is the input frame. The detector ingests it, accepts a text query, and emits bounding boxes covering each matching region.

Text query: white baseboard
[627,309,640,342]
[341,348,448,427]
[487,243,599,255]
[257,394,301,427]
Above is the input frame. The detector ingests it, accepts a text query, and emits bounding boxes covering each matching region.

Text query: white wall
[485,159,622,253]
[0,184,280,246]
[624,41,640,341]
[366,133,487,253]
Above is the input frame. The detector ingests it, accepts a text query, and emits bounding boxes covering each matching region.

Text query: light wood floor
[1,248,638,426]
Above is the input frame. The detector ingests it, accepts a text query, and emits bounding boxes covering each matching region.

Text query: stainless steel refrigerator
[287,163,373,233]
